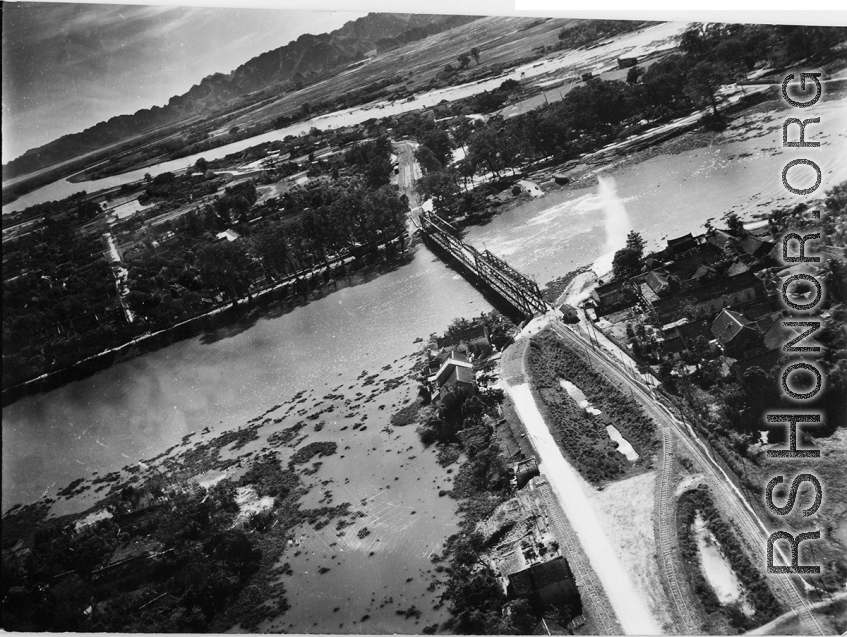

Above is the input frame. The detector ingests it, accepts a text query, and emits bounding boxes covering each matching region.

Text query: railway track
[547,320,826,636]
[656,426,700,633]
[534,479,622,635]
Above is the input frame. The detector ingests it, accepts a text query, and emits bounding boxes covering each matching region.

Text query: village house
[556,303,579,324]
[590,279,637,316]
[708,307,810,379]
[659,317,713,360]
[707,228,778,261]
[650,269,766,323]
[711,309,767,360]
[506,556,581,616]
[429,350,477,401]
[665,233,701,259]
[435,324,493,357]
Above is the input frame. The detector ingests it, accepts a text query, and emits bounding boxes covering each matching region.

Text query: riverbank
[1,237,410,407]
[3,305,466,632]
[456,79,845,242]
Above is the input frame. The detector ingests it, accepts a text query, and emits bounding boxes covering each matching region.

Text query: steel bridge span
[418,212,548,321]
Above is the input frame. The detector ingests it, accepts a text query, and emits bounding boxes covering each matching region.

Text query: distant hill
[3,13,478,181]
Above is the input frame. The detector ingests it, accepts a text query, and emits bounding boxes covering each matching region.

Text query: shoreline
[1,239,411,407]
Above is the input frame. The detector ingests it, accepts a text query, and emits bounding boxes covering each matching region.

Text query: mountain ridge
[3,12,478,181]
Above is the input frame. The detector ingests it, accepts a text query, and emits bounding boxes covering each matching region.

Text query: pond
[692,512,753,617]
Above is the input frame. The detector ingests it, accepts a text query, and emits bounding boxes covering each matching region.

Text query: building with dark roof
[666,233,700,257]
[435,324,492,356]
[557,303,579,323]
[590,279,637,317]
[645,270,671,296]
[507,556,581,615]
[711,309,765,360]
[741,236,777,259]
[651,270,765,323]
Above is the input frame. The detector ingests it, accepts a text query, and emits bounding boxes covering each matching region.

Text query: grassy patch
[677,485,782,633]
[526,329,657,486]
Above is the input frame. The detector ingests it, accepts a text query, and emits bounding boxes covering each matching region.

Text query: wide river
[2,81,844,633]
[2,21,688,214]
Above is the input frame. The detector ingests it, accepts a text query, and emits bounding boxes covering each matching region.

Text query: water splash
[599,175,631,253]
[593,175,632,276]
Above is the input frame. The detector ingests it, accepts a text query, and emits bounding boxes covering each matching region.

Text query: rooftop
[711,308,754,344]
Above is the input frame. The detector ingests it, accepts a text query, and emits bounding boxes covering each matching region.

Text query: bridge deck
[419,213,547,320]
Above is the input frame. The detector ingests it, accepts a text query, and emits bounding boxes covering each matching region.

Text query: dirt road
[545,317,826,635]
[502,324,660,635]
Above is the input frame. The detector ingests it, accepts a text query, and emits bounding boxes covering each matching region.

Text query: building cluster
[588,226,817,379]
[476,480,584,635]
[425,324,493,401]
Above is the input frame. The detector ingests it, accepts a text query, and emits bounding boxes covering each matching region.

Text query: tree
[639,54,693,119]
[468,126,514,178]
[470,47,481,65]
[458,53,471,70]
[195,157,209,173]
[416,169,461,216]
[196,241,256,301]
[418,128,453,167]
[686,60,728,120]
[626,65,643,84]
[625,230,645,257]
[722,210,746,236]
[75,200,100,221]
[415,146,443,174]
[612,248,641,280]
[452,117,475,153]
[254,223,294,278]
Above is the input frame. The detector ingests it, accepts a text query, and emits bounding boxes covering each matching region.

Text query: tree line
[409,23,846,219]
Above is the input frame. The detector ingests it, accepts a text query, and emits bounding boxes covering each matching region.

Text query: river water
[464,98,847,283]
[2,72,845,633]
[2,21,687,215]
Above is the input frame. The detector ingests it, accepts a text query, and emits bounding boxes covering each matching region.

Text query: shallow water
[558,378,602,415]
[3,73,844,633]
[605,425,639,462]
[692,513,744,605]
[464,98,847,283]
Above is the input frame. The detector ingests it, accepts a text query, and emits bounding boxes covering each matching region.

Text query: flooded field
[2,245,488,632]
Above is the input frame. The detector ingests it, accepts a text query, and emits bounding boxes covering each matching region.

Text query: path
[501,329,661,635]
[545,317,826,635]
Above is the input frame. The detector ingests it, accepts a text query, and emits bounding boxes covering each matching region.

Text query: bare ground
[593,470,676,633]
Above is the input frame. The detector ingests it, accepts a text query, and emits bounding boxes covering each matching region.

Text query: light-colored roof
[216,229,240,242]
[431,357,474,386]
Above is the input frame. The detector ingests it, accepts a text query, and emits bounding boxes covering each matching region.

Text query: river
[464,98,847,283]
[2,70,845,634]
[2,21,687,215]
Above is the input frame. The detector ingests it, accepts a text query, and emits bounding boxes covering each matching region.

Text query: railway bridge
[417,212,548,321]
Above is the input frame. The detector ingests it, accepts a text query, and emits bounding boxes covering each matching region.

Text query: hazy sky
[1,2,366,162]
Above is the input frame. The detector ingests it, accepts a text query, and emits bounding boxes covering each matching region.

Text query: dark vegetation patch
[267,422,306,447]
[288,442,338,466]
[541,265,591,304]
[1,416,353,633]
[677,485,782,632]
[526,330,656,485]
